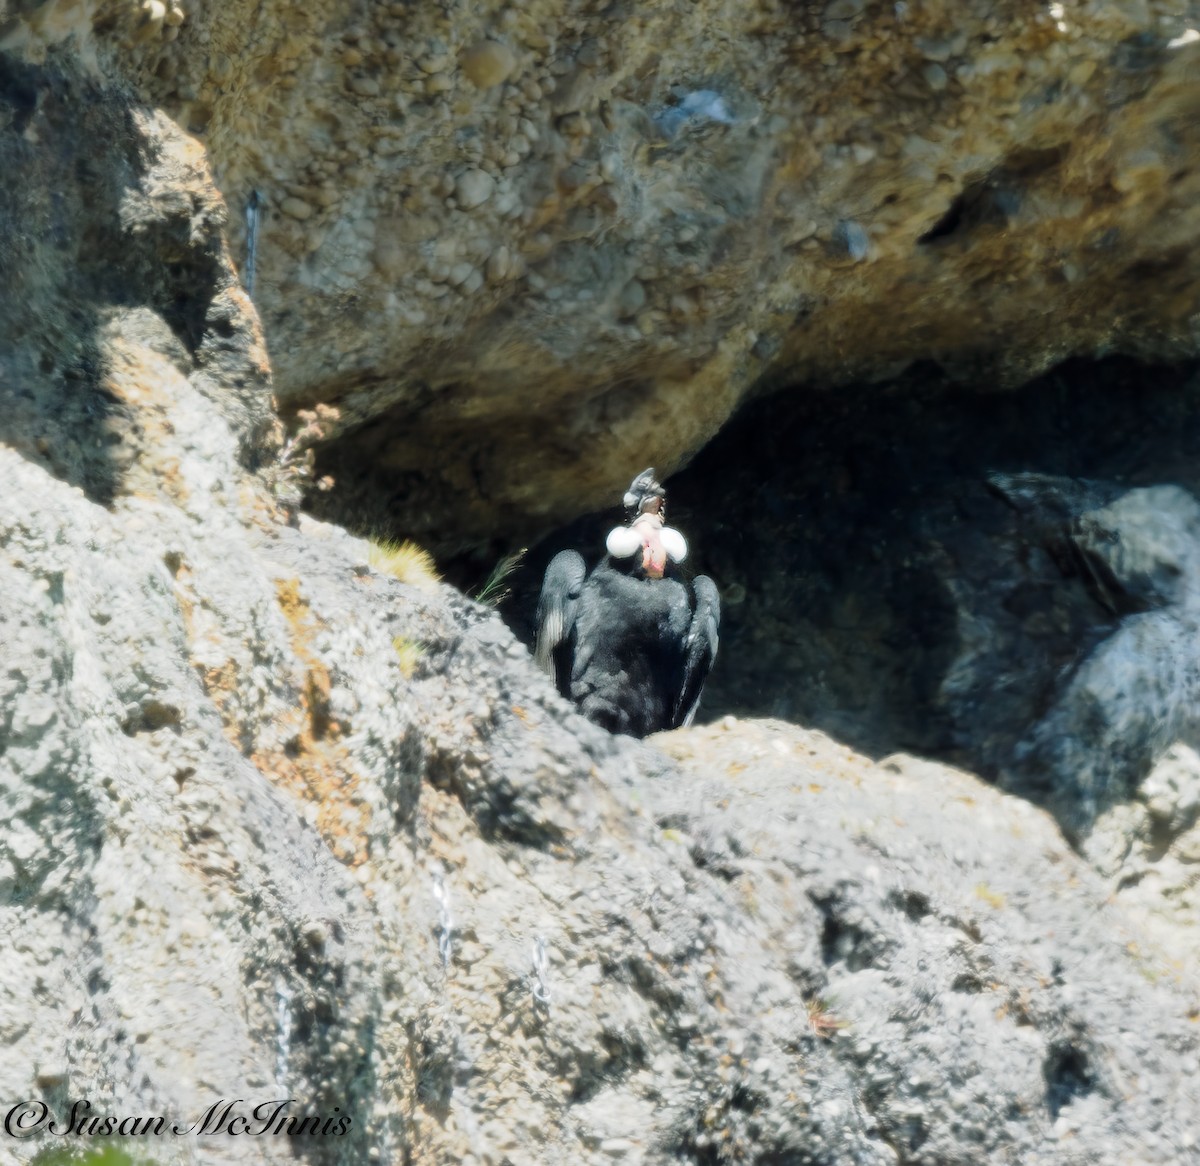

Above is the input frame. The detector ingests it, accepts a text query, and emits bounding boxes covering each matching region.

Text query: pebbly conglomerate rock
[9,0,1200,548]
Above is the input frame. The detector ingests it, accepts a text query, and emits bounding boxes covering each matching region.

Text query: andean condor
[534,468,720,737]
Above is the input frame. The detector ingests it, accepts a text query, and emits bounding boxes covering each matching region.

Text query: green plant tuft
[472,548,526,607]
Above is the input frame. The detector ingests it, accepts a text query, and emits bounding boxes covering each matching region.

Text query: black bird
[534,468,720,737]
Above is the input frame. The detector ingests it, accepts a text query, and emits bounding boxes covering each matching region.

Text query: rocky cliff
[2,3,1200,1165]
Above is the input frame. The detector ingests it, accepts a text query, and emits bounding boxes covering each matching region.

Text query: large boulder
[8,0,1200,546]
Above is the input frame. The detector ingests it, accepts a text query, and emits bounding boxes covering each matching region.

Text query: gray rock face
[1006,481,1200,834]
[1086,742,1200,977]
[0,55,276,497]
[651,721,1200,1165]
[6,440,1200,1165]
[4,337,1200,1164]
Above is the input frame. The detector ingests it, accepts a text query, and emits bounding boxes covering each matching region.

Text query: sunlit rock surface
[6,395,1200,1165]
[9,0,1200,546]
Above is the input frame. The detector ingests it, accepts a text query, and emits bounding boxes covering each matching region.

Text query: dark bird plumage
[535,469,720,737]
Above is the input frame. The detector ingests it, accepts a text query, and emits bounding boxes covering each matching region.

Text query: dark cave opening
[494,354,1200,828]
